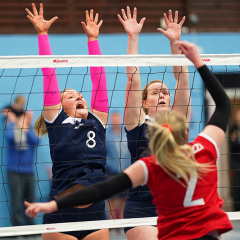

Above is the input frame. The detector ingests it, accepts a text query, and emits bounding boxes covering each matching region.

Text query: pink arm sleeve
[38,35,60,106]
[88,40,109,112]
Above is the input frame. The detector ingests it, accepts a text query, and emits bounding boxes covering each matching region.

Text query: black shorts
[43,201,106,239]
[123,199,157,233]
[194,237,219,240]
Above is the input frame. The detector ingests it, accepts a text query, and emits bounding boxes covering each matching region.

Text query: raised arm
[158,10,191,124]
[176,41,231,148]
[81,9,108,125]
[118,7,146,130]
[25,3,60,122]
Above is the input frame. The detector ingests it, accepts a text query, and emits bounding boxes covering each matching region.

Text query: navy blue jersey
[125,116,151,165]
[45,108,107,197]
[125,116,153,200]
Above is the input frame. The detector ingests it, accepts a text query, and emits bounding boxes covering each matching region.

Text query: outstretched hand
[25,3,58,35]
[24,200,58,219]
[175,41,204,68]
[81,9,103,41]
[158,10,185,43]
[118,6,146,38]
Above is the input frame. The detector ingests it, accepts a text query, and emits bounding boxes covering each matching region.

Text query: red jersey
[139,133,233,240]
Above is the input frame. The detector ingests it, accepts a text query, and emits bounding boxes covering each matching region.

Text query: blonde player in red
[25,41,233,240]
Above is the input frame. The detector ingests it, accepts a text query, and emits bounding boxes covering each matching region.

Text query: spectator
[229,109,240,211]
[2,95,38,226]
[105,112,131,222]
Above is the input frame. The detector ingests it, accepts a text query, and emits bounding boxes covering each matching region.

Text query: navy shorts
[123,198,157,233]
[194,237,219,240]
[43,201,106,239]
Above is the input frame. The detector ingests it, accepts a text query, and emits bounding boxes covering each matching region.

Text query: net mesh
[0,54,240,236]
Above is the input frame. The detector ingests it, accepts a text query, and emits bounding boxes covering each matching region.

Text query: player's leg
[8,171,23,226]
[123,193,158,240]
[82,229,110,240]
[106,197,116,219]
[43,200,110,240]
[231,160,240,211]
[118,195,126,219]
[23,173,35,225]
[42,232,77,240]
[125,226,158,240]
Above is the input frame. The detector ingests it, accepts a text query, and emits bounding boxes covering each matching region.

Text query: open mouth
[76,102,84,109]
[159,101,165,105]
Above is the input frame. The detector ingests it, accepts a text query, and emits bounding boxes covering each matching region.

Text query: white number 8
[86,131,96,148]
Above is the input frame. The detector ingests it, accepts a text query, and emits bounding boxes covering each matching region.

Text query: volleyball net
[0,54,240,236]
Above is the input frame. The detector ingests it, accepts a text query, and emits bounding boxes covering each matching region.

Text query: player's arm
[158,10,191,124]
[25,3,60,122]
[176,41,231,148]
[82,9,108,126]
[24,161,145,218]
[118,7,146,131]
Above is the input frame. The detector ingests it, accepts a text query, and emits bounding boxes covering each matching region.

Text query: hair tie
[162,123,173,133]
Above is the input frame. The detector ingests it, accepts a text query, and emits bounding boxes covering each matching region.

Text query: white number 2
[86,131,96,148]
[177,172,205,207]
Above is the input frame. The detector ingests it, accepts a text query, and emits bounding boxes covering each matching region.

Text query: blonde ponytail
[34,112,48,137]
[148,110,213,186]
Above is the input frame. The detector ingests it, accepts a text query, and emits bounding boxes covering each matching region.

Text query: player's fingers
[94,13,99,24]
[177,40,191,48]
[179,16,186,27]
[163,13,169,25]
[24,201,30,207]
[90,9,94,22]
[157,28,166,35]
[168,9,173,23]
[86,10,90,24]
[121,9,127,21]
[97,20,103,28]
[26,15,34,24]
[176,44,187,55]
[25,8,34,18]
[25,208,30,217]
[32,3,38,16]
[81,22,87,32]
[117,14,124,25]
[39,3,43,17]
[126,6,131,19]
[139,17,146,26]
[49,16,58,25]
[174,11,178,23]
[133,7,137,20]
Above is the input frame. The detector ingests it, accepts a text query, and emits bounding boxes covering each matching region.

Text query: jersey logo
[62,117,83,129]
[192,143,204,154]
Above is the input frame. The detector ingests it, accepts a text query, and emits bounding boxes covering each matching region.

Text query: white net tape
[0,212,239,237]
[0,54,240,68]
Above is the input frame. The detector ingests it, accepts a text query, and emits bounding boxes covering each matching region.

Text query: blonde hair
[142,80,170,115]
[34,89,74,137]
[147,110,213,186]
[15,95,25,105]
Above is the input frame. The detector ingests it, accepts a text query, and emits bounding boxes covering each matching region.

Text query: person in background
[229,109,240,211]
[2,95,33,124]
[105,112,131,227]
[2,95,38,226]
